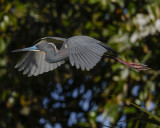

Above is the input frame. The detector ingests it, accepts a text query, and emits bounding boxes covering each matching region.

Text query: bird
[12,35,150,77]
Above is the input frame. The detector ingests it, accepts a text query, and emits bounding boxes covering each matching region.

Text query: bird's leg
[113,57,150,71]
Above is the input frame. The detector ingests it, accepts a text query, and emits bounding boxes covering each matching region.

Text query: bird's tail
[98,42,118,57]
[113,57,150,71]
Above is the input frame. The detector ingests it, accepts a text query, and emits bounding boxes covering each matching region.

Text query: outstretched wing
[15,52,65,77]
[67,36,107,71]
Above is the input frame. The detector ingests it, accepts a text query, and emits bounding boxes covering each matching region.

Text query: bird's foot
[114,57,150,71]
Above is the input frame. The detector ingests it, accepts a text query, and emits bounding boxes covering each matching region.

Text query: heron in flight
[12,36,149,77]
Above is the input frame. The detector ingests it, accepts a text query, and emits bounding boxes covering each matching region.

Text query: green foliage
[131,103,160,124]
[0,0,160,128]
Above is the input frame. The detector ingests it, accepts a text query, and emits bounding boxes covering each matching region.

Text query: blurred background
[1,0,160,128]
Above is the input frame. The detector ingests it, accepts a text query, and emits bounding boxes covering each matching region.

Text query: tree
[0,0,160,127]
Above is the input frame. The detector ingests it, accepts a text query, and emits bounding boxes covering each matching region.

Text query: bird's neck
[45,49,69,63]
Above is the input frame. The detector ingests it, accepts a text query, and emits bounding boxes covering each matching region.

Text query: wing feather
[68,36,107,71]
[40,56,45,74]
[86,49,101,62]
[83,48,96,65]
[18,53,32,71]
[76,53,85,70]
[70,53,75,66]
[53,63,57,69]
[80,52,91,70]
[49,63,54,71]
[15,53,31,68]
[33,52,43,76]
[23,53,36,75]
[15,52,65,77]
[28,57,37,77]
[73,54,80,69]
[45,63,50,73]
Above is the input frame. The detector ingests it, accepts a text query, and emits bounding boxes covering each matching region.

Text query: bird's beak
[12,46,40,52]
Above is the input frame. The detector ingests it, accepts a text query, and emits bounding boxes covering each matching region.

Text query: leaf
[119,117,160,126]
[88,0,99,4]
[131,103,160,123]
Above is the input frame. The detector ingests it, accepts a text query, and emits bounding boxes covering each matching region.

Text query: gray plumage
[15,52,65,77]
[15,35,149,77]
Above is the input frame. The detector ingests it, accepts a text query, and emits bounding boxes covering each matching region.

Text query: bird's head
[12,43,57,55]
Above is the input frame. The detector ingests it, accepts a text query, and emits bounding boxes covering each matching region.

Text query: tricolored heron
[12,35,149,77]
